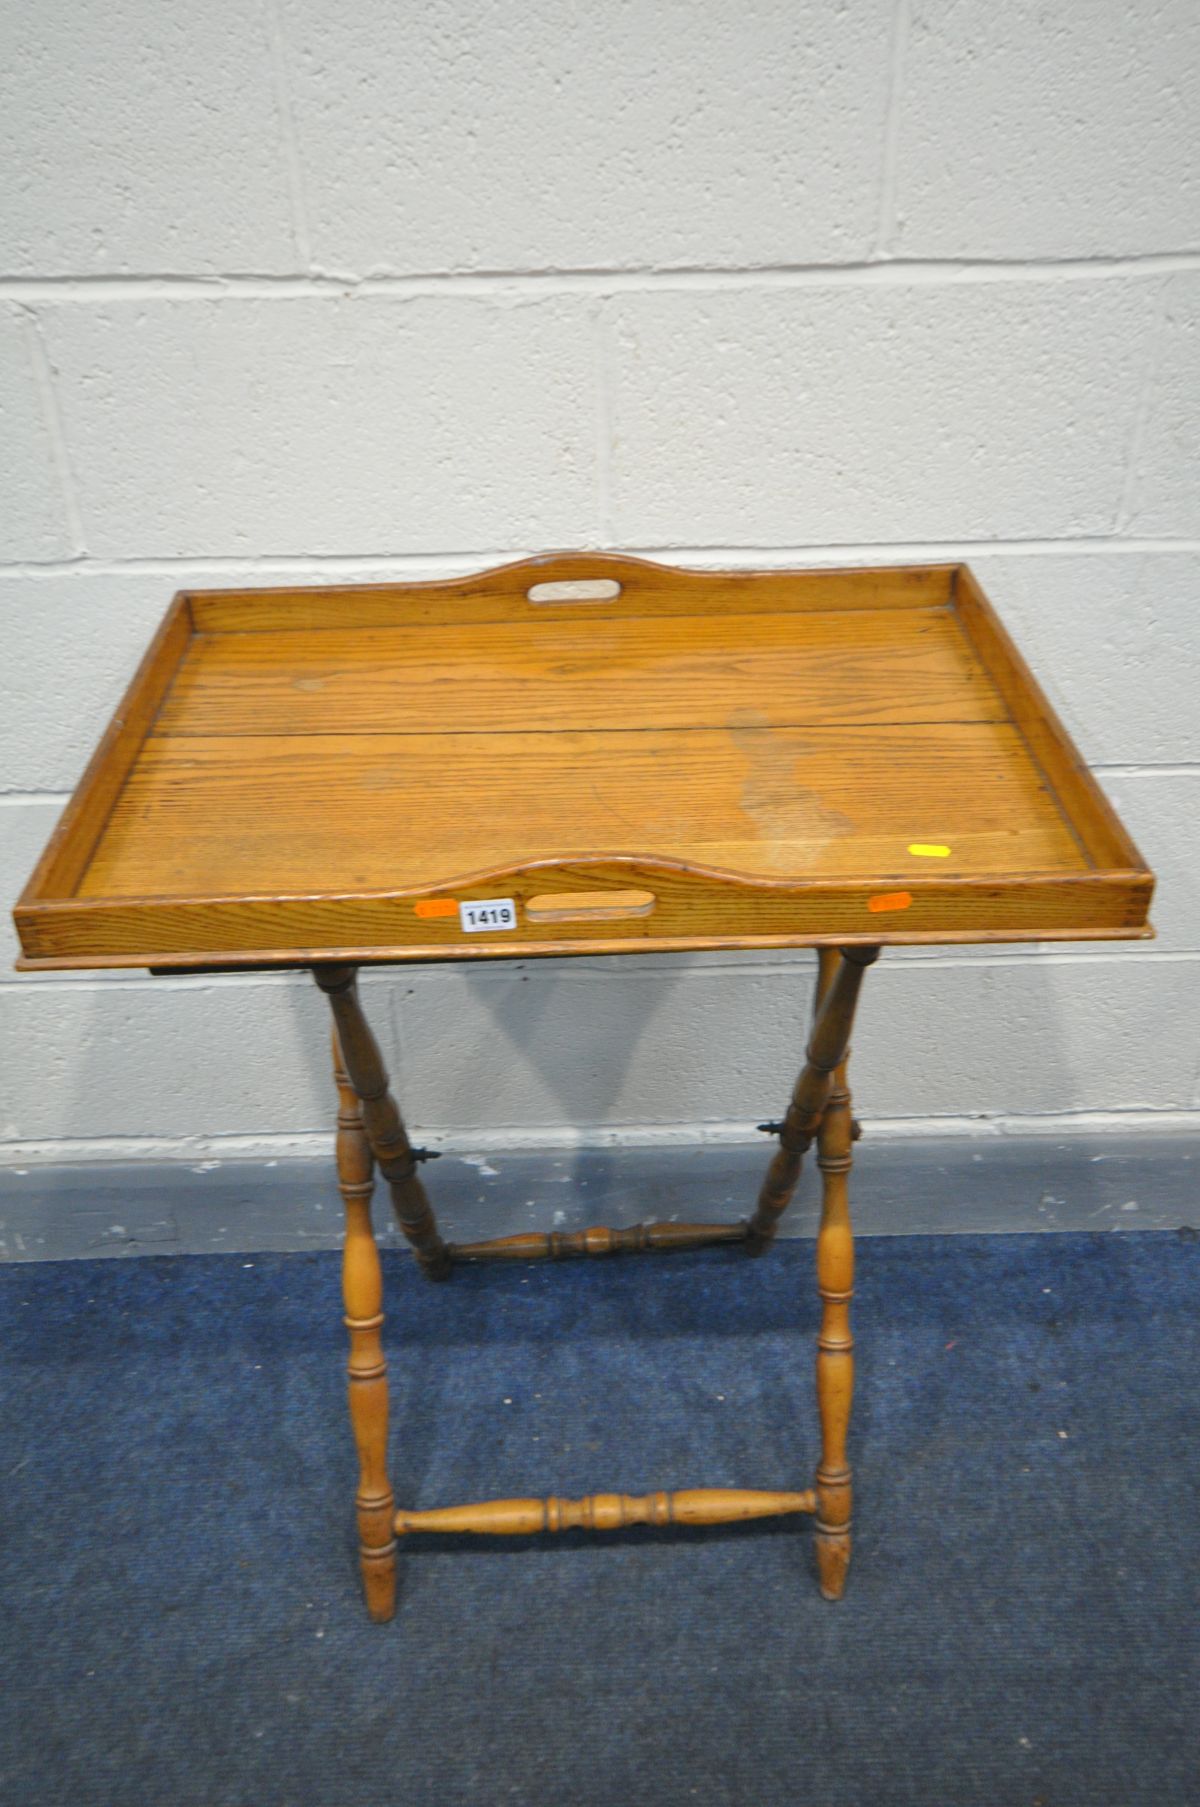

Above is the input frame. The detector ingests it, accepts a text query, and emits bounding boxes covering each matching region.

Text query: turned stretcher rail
[395,1488,817,1536]
[449,1221,749,1262]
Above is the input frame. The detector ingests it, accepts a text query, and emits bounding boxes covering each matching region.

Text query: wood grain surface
[78,720,1088,898]
[13,555,1154,968]
[157,606,1004,737]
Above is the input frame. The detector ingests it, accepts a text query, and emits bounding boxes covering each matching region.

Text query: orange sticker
[867,890,913,914]
[413,898,458,920]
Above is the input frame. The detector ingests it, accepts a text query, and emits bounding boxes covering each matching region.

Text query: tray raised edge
[12,555,1155,970]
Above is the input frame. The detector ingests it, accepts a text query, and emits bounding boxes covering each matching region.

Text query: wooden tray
[14,555,1154,971]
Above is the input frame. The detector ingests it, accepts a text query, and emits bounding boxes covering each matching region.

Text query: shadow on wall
[387,950,830,1228]
[39,945,1185,1191]
[393,953,693,1220]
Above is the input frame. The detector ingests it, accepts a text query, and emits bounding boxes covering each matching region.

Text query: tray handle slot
[527,578,622,604]
[525,888,656,923]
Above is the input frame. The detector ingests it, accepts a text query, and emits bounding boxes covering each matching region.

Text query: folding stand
[318,945,876,1618]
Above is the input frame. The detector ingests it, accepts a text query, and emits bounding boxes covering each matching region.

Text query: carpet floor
[1,1231,1197,1806]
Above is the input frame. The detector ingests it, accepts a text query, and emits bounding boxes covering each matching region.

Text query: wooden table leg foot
[415,1241,453,1283]
[814,1510,851,1600]
[359,1531,398,1622]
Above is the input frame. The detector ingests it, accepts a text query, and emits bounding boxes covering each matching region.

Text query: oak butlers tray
[15,555,1154,969]
[13,555,1154,1619]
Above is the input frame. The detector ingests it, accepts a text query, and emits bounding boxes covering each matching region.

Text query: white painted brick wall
[0,312,73,560]
[891,1,1200,260]
[1,0,1197,1163]
[281,0,898,273]
[42,298,599,557]
[0,0,296,275]
[1130,275,1200,535]
[607,283,1150,543]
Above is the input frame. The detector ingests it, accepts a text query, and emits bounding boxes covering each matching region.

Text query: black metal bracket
[758,1116,862,1140]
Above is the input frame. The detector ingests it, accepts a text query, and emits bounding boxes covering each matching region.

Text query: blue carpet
[1,1231,1197,1806]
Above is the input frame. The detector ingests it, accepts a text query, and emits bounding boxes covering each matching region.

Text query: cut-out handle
[525,888,655,923]
[527,578,622,604]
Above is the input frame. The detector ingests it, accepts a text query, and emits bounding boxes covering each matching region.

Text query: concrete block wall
[1,0,1197,1162]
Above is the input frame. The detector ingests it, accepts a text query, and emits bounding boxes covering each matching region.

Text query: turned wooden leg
[332,1029,396,1621]
[813,950,859,1600]
[314,965,451,1282]
[746,945,879,1255]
